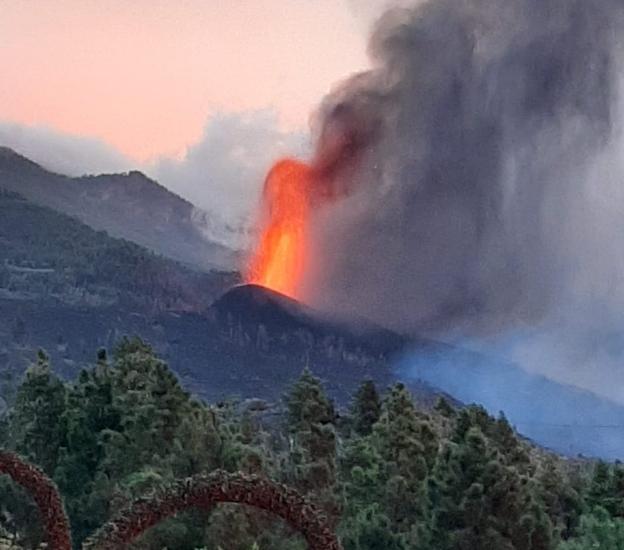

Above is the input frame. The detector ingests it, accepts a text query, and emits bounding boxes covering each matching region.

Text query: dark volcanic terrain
[0,283,449,406]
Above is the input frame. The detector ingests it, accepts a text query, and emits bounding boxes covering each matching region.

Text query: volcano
[211,283,409,358]
[210,284,624,458]
[207,283,451,405]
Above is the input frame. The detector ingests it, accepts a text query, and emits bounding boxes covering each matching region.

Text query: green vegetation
[0,190,235,310]
[0,338,620,549]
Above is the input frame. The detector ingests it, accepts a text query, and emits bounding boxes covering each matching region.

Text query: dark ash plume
[304,0,624,336]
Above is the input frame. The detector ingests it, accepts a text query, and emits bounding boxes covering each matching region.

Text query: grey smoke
[301,0,624,400]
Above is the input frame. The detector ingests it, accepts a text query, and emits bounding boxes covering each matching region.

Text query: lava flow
[246,159,313,297]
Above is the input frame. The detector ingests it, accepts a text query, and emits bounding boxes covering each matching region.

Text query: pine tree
[373,383,437,531]
[341,504,407,550]
[285,369,339,523]
[53,353,120,545]
[0,351,67,548]
[340,383,438,546]
[350,380,381,437]
[491,411,532,472]
[609,463,624,517]
[586,461,624,518]
[559,508,624,550]
[341,436,385,517]
[426,407,554,550]
[205,400,303,550]
[434,397,456,419]
[168,401,222,478]
[96,338,209,550]
[9,350,66,475]
[100,337,191,479]
[536,457,583,540]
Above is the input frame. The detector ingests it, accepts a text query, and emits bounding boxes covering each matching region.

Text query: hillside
[400,345,624,460]
[0,179,435,406]
[0,189,236,311]
[0,283,447,407]
[0,146,236,271]
[0,189,242,393]
[215,286,624,459]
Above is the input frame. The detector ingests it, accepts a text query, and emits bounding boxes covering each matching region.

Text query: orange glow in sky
[0,0,370,162]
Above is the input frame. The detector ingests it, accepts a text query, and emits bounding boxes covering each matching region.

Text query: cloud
[148,110,309,224]
[0,122,134,176]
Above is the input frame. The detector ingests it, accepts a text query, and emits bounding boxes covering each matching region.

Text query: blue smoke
[398,338,624,460]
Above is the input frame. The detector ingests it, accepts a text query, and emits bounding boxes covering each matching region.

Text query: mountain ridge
[0,146,236,271]
[0,188,236,311]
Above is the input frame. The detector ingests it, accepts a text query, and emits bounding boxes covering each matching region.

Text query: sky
[0,0,405,219]
[0,0,382,162]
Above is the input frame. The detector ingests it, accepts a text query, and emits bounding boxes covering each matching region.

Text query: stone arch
[0,450,72,550]
[83,470,341,550]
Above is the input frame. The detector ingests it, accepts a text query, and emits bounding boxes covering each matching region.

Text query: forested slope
[0,189,236,310]
[0,340,618,550]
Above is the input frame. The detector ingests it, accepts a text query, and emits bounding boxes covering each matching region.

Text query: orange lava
[246,159,313,297]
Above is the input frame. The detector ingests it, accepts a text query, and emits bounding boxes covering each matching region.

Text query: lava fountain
[246,159,313,297]
[246,104,370,298]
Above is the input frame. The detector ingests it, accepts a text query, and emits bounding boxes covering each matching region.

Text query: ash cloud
[303,0,624,400]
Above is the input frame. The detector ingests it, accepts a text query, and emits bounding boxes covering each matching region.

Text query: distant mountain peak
[0,147,237,271]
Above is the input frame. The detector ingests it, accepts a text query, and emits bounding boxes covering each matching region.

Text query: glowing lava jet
[246,159,313,297]
[246,104,367,297]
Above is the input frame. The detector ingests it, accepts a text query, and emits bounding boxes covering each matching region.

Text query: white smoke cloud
[149,110,309,226]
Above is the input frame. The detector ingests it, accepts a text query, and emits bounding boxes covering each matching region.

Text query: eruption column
[246,159,313,297]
